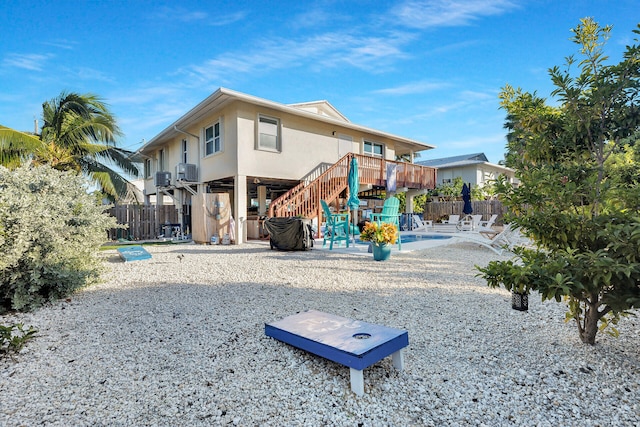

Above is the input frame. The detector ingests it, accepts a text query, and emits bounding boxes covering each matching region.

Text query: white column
[405,189,427,214]
[176,190,184,229]
[234,175,247,244]
[257,185,267,215]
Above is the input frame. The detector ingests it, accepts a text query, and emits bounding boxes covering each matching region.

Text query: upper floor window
[204,121,222,156]
[363,140,383,159]
[144,158,152,179]
[181,139,188,163]
[257,115,280,151]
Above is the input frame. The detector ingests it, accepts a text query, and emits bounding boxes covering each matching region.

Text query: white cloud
[373,80,452,95]
[3,53,52,71]
[458,90,494,101]
[390,0,519,29]
[151,6,246,25]
[177,31,412,85]
[70,67,115,83]
[153,6,208,22]
[208,11,248,26]
[41,39,77,50]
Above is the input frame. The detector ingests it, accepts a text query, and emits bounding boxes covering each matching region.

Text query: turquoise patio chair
[321,200,350,250]
[370,196,402,250]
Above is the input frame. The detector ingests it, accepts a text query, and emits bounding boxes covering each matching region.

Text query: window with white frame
[204,121,222,156]
[144,158,152,178]
[257,115,280,151]
[363,140,383,158]
[181,139,188,163]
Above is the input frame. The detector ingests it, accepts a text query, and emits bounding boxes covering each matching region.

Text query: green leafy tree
[1,92,140,201]
[430,177,489,200]
[478,19,640,344]
[0,164,119,313]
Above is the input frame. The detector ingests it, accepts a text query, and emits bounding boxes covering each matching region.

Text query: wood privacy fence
[421,200,507,225]
[107,205,181,241]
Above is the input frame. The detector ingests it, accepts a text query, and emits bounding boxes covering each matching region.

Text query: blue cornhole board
[117,245,152,262]
[265,310,408,395]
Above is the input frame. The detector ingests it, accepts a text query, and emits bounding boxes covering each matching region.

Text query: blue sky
[1,1,638,164]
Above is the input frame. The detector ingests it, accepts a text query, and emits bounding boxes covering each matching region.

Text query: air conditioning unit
[154,171,171,187]
[176,163,197,182]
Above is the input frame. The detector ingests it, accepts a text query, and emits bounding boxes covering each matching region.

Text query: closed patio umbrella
[462,183,473,215]
[347,156,360,243]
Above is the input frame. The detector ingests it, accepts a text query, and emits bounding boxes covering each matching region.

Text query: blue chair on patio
[321,200,350,250]
[370,196,402,250]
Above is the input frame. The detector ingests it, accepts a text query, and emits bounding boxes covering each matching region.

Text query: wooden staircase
[268,153,436,232]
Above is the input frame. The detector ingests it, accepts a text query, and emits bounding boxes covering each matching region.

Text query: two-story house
[138,87,437,244]
[416,153,517,188]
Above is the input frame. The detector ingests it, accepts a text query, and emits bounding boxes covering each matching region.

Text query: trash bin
[263,217,313,251]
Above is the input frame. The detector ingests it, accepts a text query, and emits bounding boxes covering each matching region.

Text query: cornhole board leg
[350,368,364,396]
[265,310,409,396]
[392,349,404,370]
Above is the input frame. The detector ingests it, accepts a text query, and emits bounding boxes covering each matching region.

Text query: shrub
[1,323,37,358]
[0,164,119,313]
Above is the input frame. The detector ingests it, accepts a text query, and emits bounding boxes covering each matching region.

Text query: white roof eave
[139,87,435,153]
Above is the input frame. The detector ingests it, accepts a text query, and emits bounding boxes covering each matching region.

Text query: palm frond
[0,125,44,168]
[36,91,138,195]
[84,158,134,201]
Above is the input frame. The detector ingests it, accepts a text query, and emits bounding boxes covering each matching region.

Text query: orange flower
[359,221,398,245]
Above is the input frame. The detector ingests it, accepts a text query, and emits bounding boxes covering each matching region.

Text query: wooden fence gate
[107,205,183,241]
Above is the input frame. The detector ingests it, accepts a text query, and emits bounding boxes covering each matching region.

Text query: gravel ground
[1,241,639,426]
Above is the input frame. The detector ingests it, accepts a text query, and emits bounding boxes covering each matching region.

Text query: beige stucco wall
[142,99,405,196]
[235,103,344,179]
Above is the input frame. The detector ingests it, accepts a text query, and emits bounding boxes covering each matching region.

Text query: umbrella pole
[352,208,357,245]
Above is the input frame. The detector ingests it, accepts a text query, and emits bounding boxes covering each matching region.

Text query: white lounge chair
[470,215,483,229]
[450,223,518,255]
[411,215,433,231]
[477,214,498,236]
[442,214,460,224]
[458,214,483,231]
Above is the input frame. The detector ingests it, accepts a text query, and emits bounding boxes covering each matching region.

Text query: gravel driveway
[2,241,638,426]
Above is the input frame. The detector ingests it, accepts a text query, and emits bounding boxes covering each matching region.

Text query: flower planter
[511,291,529,311]
[372,243,391,261]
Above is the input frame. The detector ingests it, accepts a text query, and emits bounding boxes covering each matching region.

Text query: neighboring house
[138,87,437,244]
[416,153,517,188]
[119,179,174,205]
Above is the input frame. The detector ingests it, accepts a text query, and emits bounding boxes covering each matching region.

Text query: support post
[392,349,404,371]
[350,368,364,396]
[234,175,247,244]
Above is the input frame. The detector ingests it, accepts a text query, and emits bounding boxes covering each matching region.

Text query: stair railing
[268,153,437,223]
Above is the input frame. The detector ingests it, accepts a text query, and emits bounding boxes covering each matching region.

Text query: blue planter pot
[372,243,391,261]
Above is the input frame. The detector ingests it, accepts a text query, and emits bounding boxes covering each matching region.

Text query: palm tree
[0,125,44,168]
[38,92,140,201]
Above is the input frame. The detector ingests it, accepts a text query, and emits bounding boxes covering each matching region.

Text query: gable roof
[416,153,490,168]
[139,87,435,155]
[287,100,350,122]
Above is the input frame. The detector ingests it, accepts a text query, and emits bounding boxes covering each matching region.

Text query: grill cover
[263,217,313,251]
